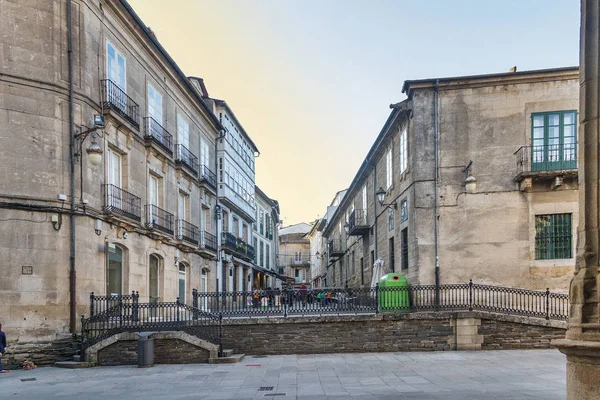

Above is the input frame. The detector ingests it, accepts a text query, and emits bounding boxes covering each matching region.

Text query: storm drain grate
[264,393,286,397]
[258,386,274,391]
[21,378,37,382]
[253,355,268,358]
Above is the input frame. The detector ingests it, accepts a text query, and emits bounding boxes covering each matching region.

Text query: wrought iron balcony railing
[102,184,142,222]
[144,117,173,155]
[348,209,369,236]
[221,232,237,253]
[200,165,217,189]
[202,231,217,252]
[177,219,199,245]
[515,143,577,177]
[146,204,174,235]
[175,144,199,176]
[246,244,256,262]
[100,79,140,129]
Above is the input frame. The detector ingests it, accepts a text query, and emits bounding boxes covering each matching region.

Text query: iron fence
[515,144,577,176]
[81,292,222,360]
[146,204,174,235]
[176,144,199,176]
[100,79,139,128]
[144,117,173,155]
[177,219,200,245]
[102,184,142,221]
[193,281,568,321]
[200,165,217,189]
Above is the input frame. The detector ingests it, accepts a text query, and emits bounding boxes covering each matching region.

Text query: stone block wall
[2,336,80,369]
[480,318,566,350]
[97,338,210,366]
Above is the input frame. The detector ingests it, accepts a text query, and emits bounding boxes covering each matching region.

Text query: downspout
[433,80,440,304]
[67,0,77,334]
[373,163,378,260]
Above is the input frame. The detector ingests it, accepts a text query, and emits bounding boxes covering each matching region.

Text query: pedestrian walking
[0,323,8,373]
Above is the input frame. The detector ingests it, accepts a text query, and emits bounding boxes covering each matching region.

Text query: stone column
[555,2,600,398]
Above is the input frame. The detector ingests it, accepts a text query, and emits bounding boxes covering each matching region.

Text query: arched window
[149,254,160,303]
[178,263,187,303]
[107,243,124,295]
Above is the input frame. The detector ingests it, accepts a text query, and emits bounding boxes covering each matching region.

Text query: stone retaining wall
[97,338,211,366]
[2,335,80,369]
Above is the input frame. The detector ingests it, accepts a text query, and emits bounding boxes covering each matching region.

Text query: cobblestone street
[0,350,565,399]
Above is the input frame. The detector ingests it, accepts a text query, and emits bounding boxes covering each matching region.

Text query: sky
[128,0,579,226]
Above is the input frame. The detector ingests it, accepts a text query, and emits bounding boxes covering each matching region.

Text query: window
[260,241,264,267]
[148,175,160,206]
[295,251,302,262]
[400,199,408,222]
[362,186,367,219]
[266,244,270,269]
[177,114,189,148]
[386,148,392,189]
[149,255,160,303]
[388,208,394,231]
[260,210,264,235]
[178,192,188,221]
[531,111,577,171]
[107,243,123,295]
[360,257,364,285]
[401,228,408,270]
[147,82,163,126]
[389,237,395,273]
[200,139,210,168]
[535,214,572,260]
[253,210,257,231]
[107,148,122,187]
[178,264,186,302]
[253,237,258,264]
[351,251,355,275]
[265,214,271,238]
[106,41,126,92]
[399,128,407,174]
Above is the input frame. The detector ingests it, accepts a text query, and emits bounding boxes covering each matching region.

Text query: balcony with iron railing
[328,239,345,257]
[176,144,199,177]
[200,165,217,190]
[515,144,578,182]
[202,231,217,252]
[278,254,311,267]
[218,182,255,222]
[348,209,369,236]
[177,219,199,245]
[146,204,174,235]
[102,184,142,222]
[100,79,139,129]
[144,117,173,156]
[221,232,253,261]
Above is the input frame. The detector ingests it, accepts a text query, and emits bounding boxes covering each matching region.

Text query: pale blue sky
[129,0,579,225]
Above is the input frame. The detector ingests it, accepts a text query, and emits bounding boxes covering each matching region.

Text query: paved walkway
[1,350,565,399]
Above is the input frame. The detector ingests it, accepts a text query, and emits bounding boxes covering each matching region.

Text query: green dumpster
[378,273,410,312]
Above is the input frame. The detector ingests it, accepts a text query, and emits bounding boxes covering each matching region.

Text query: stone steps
[208,353,245,364]
[54,361,92,369]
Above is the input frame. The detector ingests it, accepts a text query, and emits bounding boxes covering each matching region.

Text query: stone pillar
[555,2,600,398]
[238,265,244,292]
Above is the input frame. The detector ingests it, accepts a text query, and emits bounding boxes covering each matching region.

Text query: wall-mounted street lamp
[376,187,397,210]
[343,223,350,235]
[74,115,105,167]
[462,160,477,194]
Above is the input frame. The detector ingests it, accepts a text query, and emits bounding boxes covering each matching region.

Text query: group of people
[0,323,8,373]
[244,286,352,309]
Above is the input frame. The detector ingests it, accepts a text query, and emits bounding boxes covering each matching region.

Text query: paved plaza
[0,350,565,399]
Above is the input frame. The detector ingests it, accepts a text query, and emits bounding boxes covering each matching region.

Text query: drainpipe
[373,163,377,260]
[433,80,440,305]
[67,0,77,334]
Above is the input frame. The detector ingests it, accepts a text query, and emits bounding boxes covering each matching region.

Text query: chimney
[509,66,517,73]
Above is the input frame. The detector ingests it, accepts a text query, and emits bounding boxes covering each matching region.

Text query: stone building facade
[253,185,281,289]
[0,0,225,346]
[278,223,312,287]
[323,67,579,292]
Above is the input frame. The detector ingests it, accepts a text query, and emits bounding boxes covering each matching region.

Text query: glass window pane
[564,112,575,125]
[549,114,560,126]
[549,126,559,138]
[107,245,123,295]
[564,125,574,138]
[533,115,544,127]
[533,127,544,139]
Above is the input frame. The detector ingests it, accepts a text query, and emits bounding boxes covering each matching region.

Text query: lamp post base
[555,339,600,399]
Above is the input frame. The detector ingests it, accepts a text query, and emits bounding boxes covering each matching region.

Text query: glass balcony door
[531,111,577,171]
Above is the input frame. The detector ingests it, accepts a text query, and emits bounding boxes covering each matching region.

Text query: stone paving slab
[0,349,565,399]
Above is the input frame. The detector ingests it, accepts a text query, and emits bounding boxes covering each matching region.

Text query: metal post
[545,288,550,320]
[176,297,181,324]
[219,313,223,357]
[375,283,379,314]
[90,292,95,319]
[119,296,123,328]
[468,279,473,311]
[133,291,139,322]
[192,288,199,320]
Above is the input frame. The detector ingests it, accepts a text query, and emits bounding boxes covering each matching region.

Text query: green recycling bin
[378,273,410,312]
